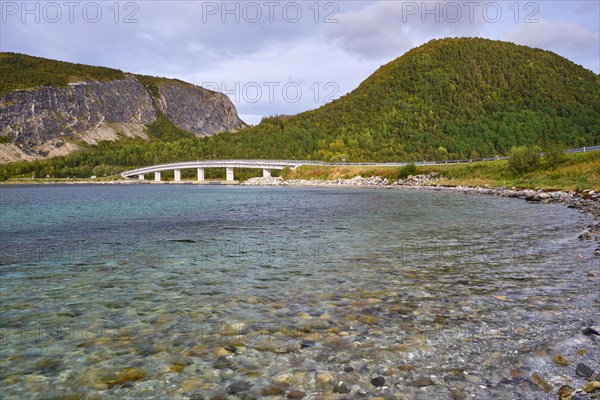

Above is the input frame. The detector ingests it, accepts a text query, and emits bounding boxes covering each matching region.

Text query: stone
[287,390,306,399]
[553,355,570,366]
[260,384,286,396]
[399,364,414,372]
[582,327,600,337]
[539,193,551,200]
[333,381,351,394]
[558,385,576,400]
[529,372,552,392]
[227,380,252,395]
[180,378,203,392]
[213,347,231,357]
[583,380,600,393]
[343,366,354,373]
[315,372,334,391]
[576,363,595,378]
[213,356,232,369]
[409,376,435,387]
[274,374,292,385]
[370,376,385,387]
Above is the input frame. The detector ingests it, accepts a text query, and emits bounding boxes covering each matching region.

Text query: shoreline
[3,174,599,219]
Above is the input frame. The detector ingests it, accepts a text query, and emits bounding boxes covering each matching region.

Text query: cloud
[506,19,599,52]
[505,19,599,71]
[324,1,487,59]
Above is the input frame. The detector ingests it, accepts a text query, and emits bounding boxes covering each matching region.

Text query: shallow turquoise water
[0,185,597,399]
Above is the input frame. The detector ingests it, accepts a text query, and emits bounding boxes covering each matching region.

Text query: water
[0,184,598,399]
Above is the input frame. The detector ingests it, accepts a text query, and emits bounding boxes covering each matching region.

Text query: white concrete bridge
[121,160,306,182]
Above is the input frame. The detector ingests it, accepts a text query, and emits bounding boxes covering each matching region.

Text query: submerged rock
[553,355,570,366]
[226,380,252,394]
[576,363,595,378]
[529,372,552,393]
[370,376,385,387]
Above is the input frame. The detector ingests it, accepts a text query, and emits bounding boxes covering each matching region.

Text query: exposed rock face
[156,83,245,137]
[0,76,246,162]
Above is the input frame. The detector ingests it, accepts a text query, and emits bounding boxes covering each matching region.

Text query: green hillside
[0,53,126,95]
[258,37,600,161]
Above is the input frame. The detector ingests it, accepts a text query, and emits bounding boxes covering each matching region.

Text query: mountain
[1,38,598,178]
[0,53,246,162]
[238,37,599,161]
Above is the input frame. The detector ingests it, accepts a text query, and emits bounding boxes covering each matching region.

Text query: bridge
[120,146,599,182]
[120,160,306,182]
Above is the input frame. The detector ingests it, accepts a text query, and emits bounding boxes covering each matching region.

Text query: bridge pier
[174,169,181,182]
[226,167,234,182]
[138,174,144,180]
[197,168,204,182]
[154,171,161,182]
[262,169,272,178]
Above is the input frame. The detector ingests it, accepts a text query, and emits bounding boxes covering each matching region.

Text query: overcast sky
[1,1,599,124]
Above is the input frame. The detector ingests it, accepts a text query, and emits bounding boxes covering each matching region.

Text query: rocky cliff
[0,55,246,163]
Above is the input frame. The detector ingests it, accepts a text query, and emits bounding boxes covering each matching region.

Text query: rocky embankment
[0,77,246,162]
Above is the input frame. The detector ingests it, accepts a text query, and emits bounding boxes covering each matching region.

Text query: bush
[508,146,540,174]
[543,143,565,169]
[398,163,418,179]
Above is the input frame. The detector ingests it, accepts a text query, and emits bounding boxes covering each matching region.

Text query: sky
[1,0,599,124]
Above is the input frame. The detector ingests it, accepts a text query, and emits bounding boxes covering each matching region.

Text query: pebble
[530,372,552,393]
[558,385,576,400]
[583,380,600,393]
[576,363,595,378]
[287,390,306,399]
[315,372,334,391]
[370,376,385,387]
[333,381,351,394]
[213,356,232,369]
[409,376,435,387]
[226,380,252,395]
[553,355,570,366]
[260,384,286,396]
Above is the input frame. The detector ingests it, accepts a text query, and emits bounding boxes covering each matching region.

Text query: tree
[508,145,540,174]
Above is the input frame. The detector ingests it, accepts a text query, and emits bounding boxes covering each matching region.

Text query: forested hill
[246,37,599,161]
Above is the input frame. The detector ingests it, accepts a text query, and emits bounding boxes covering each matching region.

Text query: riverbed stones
[213,356,232,369]
[409,376,435,387]
[370,376,385,387]
[226,380,252,394]
[553,355,570,366]
[576,363,595,378]
[260,384,286,395]
[114,368,145,385]
[315,372,334,391]
[558,384,576,400]
[583,380,600,393]
[286,390,306,398]
[530,372,552,392]
[333,381,351,394]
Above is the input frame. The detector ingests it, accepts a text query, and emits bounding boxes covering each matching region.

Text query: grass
[286,152,600,192]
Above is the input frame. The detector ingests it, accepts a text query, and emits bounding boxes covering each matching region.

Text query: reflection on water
[0,185,598,399]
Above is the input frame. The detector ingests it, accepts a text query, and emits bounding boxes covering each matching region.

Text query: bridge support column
[197,168,204,182]
[138,174,144,180]
[154,171,161,182]
[174,169,181,182]
[226,167,234,182]
[262,169,272,178]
